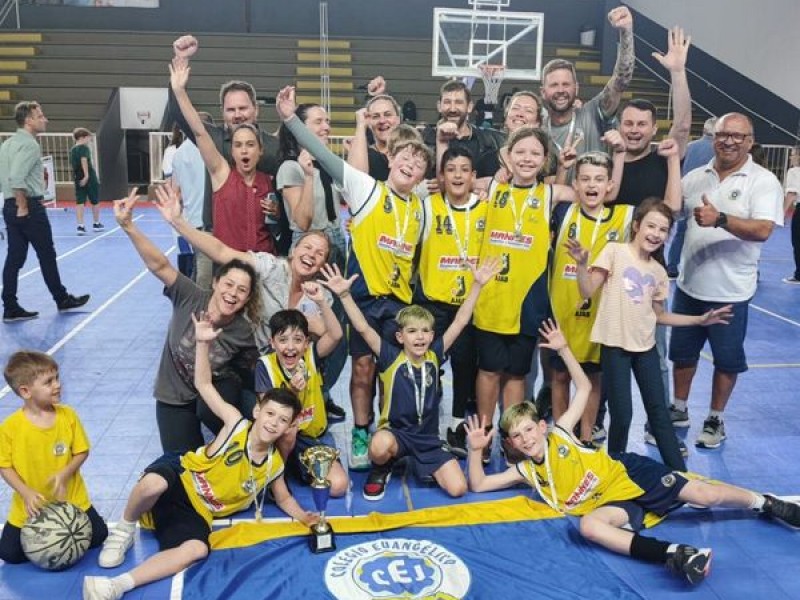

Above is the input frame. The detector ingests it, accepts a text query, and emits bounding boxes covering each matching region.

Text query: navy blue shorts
[606,452,688,531]
[144,453,211,550]
[475,328,536,376]
[348,295,405,358]
[388,427,455,481]
[668,287,749,373]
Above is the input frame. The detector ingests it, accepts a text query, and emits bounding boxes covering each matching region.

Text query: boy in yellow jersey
[466,320,800,586]
[255,301,349,498]
[275,85,432,471]
[417,145,489,458]
[320,258,498,501]
[0,351,108,564]
[550,151,632,444]
[84,315,317,600]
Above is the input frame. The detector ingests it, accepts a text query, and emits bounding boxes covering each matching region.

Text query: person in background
[70,127,103,236]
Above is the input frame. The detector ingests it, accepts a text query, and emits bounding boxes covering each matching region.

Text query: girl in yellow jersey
[417,146,489,457]
[465,321,800,587]
[550,152,633,444]
[472,127,575,459]
[275,86,433,471]
[84,316,317,600]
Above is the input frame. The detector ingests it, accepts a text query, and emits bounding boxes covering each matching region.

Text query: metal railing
[0,0,20,29]
[0,132,100,185]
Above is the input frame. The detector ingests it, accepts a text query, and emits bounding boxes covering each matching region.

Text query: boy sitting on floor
[466,319,800,585]
[321,259,498,501]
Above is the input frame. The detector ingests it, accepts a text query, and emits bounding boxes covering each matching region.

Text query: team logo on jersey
[53,441,67,457]
[607,230,619,242]
[451,275,466,299]
[527,196,540,209]
[498,253,510,276]
[661,474,677,488]
[568,223,577,239]
[557,445,570,458]
[324,538,471,600]
[390,264,402,287]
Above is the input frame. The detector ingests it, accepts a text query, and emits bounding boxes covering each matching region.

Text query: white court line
[0,215,144,292]
[0,246,176,400]
[750,303,800,328]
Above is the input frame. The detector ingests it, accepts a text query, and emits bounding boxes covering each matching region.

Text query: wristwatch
[714,212,728,229]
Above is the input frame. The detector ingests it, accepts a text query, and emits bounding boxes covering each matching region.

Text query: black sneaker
[76,225,87,236]
[446,422,468,459]
[762,494,800,529]
[57,294,90,311]
[363,462,392,501]
[3,306,39,322]
[325,398,346,424]
[92,222,105,232]
[666,545,712,585]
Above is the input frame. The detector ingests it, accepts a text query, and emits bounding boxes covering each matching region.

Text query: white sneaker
[98,525,135,568]
[83,576,123,600]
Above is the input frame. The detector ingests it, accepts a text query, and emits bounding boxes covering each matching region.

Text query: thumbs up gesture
[693,194,720,227]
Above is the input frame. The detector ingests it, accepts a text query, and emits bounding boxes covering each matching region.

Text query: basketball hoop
[478,63,505,104]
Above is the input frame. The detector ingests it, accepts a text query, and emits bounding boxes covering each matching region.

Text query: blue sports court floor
[0,205,798,599]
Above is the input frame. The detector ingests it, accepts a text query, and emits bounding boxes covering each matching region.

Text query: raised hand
[319,264,359,296]
[602,129,626,154]
[153,183,182,224]
[301,280,326,305]
[192,312,221,342]
[700,304,733,326]
[652,26,690,73]
[173,35,199,59]
[693,194,719,227]
[538,319,568,352]
[169,56,190,91]
[354,107,367,129]
[464,414,494,451]
[564,238,589,266]
[437,119,458,143]
[657,137,679,158]
[113,187,140,229]
[275,86,298,122]
[608,5,633,31]
[367,75,387,96]
[298,149,315,177]
[471,256,501,286]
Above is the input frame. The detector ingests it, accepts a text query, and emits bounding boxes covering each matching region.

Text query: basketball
[20,502,93,571]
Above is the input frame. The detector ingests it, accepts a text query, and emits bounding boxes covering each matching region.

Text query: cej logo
[325,538,471,599]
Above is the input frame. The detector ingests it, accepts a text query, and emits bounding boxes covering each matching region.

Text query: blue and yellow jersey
[256,345,327,438]
[180,419,284,525]
[517,426,643,516]
[550,203,633,363]
[346,181,424,304]
[416,193,489,306]
[377,338,445,435]
[473,181,552,335]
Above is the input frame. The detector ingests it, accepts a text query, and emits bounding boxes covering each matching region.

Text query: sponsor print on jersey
[488,229,533,250]
[437,255,477,271]
[561,263,578,280]
[325,538,471,600]
[378,234,414,257]
[565,470,600,510]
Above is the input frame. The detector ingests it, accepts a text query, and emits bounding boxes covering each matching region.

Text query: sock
[118,518,137,532]
[750,493,766,511]
[111,573,135,594]
[451,416,465,429]
[354,424,369,433]
[672,398,687,411]
[629,534,671,564]
[708,409,723,420]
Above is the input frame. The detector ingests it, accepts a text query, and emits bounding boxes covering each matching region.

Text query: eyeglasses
[714,132,752,143]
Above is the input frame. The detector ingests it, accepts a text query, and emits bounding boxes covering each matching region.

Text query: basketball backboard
[432,6,544,81]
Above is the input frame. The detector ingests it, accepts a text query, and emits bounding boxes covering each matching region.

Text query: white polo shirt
[678,156,783,302]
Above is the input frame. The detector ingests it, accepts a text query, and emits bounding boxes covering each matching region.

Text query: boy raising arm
[466,320,800,585]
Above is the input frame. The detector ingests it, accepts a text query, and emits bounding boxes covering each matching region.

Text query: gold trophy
[300,445,339,553]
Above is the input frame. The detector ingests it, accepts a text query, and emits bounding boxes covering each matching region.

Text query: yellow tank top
[258,345,326,438]
[417,193,488,305]
[550,204,633,363]
[517,426,643,515]
[347,182,423,303]
[180,419,284,525]
[473,181,551,334]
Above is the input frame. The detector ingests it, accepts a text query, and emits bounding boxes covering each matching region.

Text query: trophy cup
[300,445,339,553]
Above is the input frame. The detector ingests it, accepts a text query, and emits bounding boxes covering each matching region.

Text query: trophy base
[309,528,336,554]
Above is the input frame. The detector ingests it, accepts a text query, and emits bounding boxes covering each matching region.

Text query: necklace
[443,194,472,268]
[405,358,428,425]
[247,438,274,523]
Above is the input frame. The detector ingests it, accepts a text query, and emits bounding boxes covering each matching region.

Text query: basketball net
[478,63,505,105]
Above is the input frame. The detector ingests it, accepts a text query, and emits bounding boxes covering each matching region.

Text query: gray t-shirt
[276,159,342,232]
[154,274,257,406]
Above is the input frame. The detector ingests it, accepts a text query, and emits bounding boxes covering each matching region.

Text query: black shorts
[550,353,601,375]
[144,453,211,551]
[389,427,455,481]
[348,296,404,358]
[475,329,536,376]
[606,452,688,531]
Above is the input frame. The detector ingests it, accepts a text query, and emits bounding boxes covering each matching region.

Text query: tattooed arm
[598,6,635,119]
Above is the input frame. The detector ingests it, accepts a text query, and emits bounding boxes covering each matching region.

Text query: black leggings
[602,345,686,471]
[0,505,107,564]
[156,375,250,453]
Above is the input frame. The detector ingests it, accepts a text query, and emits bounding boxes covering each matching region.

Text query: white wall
[625,0,800,108]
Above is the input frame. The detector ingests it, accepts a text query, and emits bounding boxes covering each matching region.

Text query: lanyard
[509,185,536,239]
[444,194,471,267]
[529,438,563,514]
[406,359,428,425]
[389,189,412,257]
[248,441,274,523]
[575,206,605,251]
